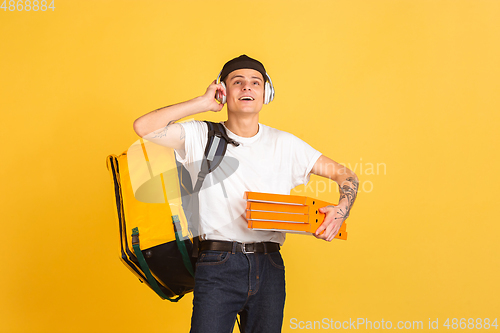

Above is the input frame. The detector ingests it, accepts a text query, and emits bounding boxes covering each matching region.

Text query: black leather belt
[199,240,280,254]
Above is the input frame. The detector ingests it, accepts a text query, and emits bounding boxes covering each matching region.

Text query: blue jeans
[189,249,286,333]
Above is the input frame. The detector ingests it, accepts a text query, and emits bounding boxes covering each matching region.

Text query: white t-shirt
[174,120,322,245]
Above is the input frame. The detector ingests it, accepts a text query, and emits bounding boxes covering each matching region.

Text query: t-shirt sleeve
[290,135,322,187]
[174,120,208,165]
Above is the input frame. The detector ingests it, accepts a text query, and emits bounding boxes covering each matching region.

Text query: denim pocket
[197,251,230,266]
[267,252,285,270]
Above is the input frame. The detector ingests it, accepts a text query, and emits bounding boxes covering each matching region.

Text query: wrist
[337,199,349,211]
[189,96,210,114]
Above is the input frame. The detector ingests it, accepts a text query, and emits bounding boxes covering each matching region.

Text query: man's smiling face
[225,68,265,114]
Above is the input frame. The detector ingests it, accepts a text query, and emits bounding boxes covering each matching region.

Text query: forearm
[133,96,208,137]
[335,172,359,221]
[311,155,359,241]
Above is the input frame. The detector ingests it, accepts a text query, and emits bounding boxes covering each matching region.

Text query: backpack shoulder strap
[209,121,240,148]
[193,121,239,192]
[189,121,240,258]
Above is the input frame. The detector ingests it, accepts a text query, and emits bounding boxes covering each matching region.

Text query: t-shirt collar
[221,121,262,146]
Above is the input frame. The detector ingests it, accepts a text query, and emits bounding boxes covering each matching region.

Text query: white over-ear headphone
[215,70,275,105]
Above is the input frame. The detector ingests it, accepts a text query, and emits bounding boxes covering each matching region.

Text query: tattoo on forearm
[336,177,359,220]
[151,125,169,138]
[150,119,180,139]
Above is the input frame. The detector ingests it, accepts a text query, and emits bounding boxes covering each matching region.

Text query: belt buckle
[241,243,254,254]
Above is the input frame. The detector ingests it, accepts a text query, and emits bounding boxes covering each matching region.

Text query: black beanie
[220,55,267,83]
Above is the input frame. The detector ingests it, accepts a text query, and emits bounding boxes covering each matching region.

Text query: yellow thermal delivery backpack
[106,136,196,301]
[106,121,238,301]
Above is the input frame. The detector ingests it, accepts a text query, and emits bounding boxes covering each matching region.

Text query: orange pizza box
[245,191,348,240]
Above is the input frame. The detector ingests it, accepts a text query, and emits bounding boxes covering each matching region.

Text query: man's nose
[242,82,252,90]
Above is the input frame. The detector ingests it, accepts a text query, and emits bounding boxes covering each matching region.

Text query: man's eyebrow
[229,74,263,81]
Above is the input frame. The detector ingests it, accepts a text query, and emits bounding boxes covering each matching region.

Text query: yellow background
[1,0,499,332]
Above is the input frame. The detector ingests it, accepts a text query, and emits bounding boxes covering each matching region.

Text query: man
[133,55,358,333]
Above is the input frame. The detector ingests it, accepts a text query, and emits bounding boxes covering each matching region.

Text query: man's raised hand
[201,80,226,112]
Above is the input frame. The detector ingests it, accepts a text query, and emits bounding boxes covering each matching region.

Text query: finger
[313,224,325,237]
[327,229,335,242]
[314,232,327,240]
[328,223,342,242]
[324,220,341,242]
[217,83,226,96]
[315,213,333,236]
[211,81,225,91]
[319,206,331,213]
[215,84,226,97]
[315,228,329,240]
[215,84,225,94]
[316,208,331,236]
[206,83,219,96]
[208,81,217,91]
[328,230,338,242]
[315,223,327,237]
[323,223,335,240]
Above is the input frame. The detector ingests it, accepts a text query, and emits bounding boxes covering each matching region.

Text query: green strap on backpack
[131,227,183,302]
[172,215,195,277]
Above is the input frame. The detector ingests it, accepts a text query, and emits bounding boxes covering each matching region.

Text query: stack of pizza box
[245,192,347,240]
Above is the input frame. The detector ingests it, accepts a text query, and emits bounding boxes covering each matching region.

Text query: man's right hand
[201,80,226,112]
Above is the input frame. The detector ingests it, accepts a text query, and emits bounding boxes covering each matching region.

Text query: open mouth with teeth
[239,96,255,101]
